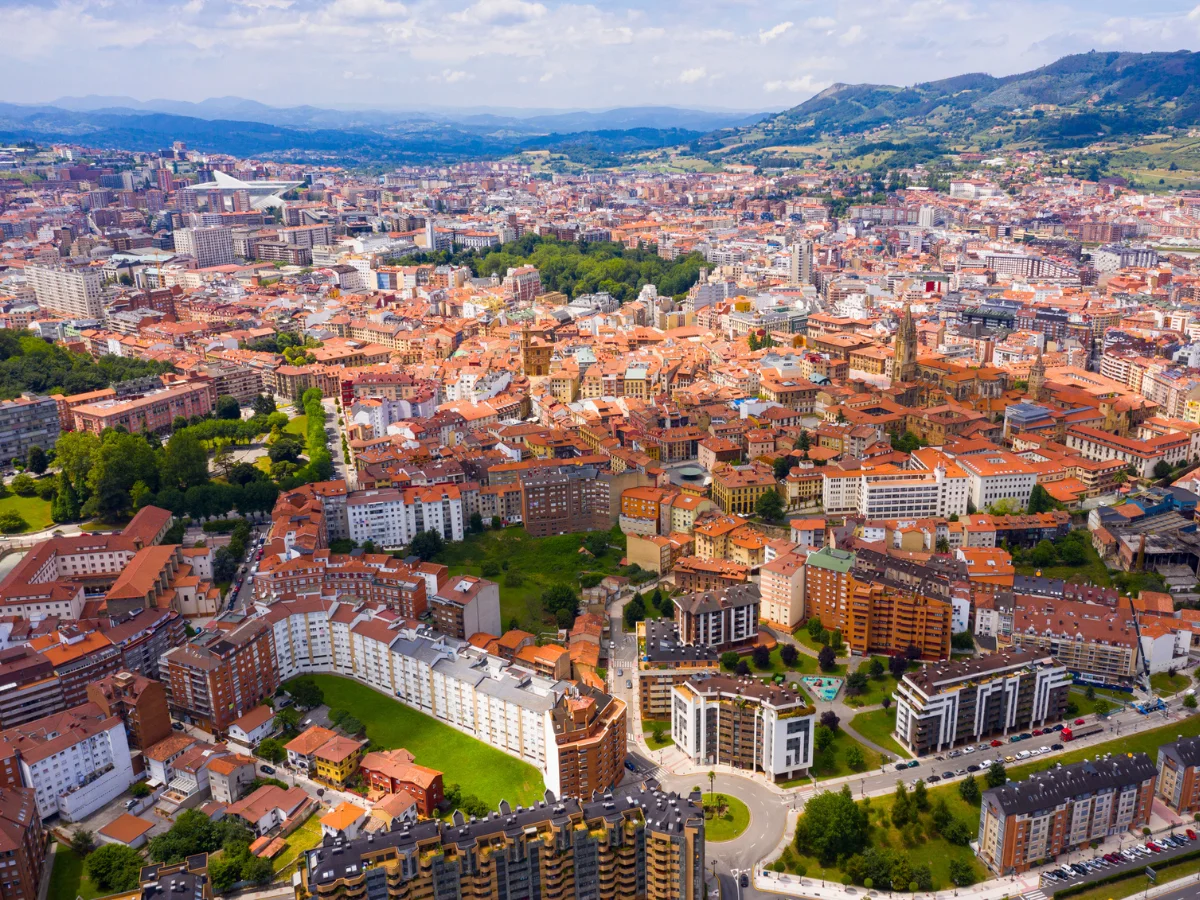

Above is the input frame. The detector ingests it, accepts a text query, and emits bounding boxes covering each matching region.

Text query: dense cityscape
[11,51,1200,900]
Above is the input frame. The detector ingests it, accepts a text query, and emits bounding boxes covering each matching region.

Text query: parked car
[625,680,632,689]
[942,771,954,779]
[967,764,980,772]
[1147,842,1162,852]
[1004,754,1016,762]
[171,722,184,731]
[1052,743,1065,751]
[948,749,962,758]
[1188,829,1197,840]
[906,760,919,768]
[896,763,909,772]
[616,669,623,677]
[990,739,1003,747]
[125,799,138,810]
[1032,729,1043,736]
[260,765,276,775]
[1051,723,1064,731]
[926,775,941,783]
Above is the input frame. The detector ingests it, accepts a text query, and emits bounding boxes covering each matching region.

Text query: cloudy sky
[4,0,1200,112]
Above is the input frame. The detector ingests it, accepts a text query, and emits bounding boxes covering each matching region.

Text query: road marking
[1023,890,1048,900]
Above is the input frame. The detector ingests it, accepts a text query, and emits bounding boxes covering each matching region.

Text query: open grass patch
[287,675,543,809]
[436,527,630,632]
[284,415,308,436]
[47,843,107,900]
[1067,686,1131,717]
[1008,713,1200,782]
[843,656,917,709]
[810,728,881,781]
[1151,670,1192,697]
[1014,538,1112,587]
[0,492,54,532]
[849,707,911,760]
[703,793,750,842]
[642,719,672,751]
[272,811,324,875]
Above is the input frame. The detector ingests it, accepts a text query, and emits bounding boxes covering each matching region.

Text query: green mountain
[715,50,1200,161]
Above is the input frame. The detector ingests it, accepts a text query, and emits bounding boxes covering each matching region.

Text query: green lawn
[849,707,911,760]
[1007,713,1200,782]
[287,675,543,808]
[721,646,845,679]
[773,784,987,889]
[1068,686,1132,717]
[642,719,672,750]
[703,794,750,842]
[0,492,53,532]
[1014,539,1112,586]
[272,811,324,875]
[843,656,916,708]
[284,414,308,436]
[47,843,107,900]
[1152,671,1192,697]
[436,527,630,632]
[808,728,881,782]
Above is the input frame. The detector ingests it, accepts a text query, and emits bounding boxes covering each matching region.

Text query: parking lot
[1040,830,1200,891]
[891,725,1069,784]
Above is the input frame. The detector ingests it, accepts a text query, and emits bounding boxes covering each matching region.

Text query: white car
[1016,749,1032,760]
[962,745,975,754]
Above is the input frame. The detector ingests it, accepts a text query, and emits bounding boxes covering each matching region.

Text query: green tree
[148,809,215,863]
[25,445,46,474]
[780,644,798,667]
[71,829,96,856]
[818,644,837,672]
[720,651,740,670]
[814,724,835,755]
[10,472,34,496]
[1185,694,1198,709]
[468,512,484,533]
[911,778,928,811]
[891,781,912,827]
[793,785,869,864]
[773,456,792,480]
[130,781,151,798]
[1155,460,1173,479]
[756,489,786,523]
[845,671,869,696]
[256,738,285,763]
[287,677,323,709]
[85,432,160,520]
[85,844,144,891]
[216,395,241,420]
[409,529,444,560]
[251,394,277,416]
[51,473,79,523]
[958,774,980,804]
[54,430,100,490]
[1031,539,1056,567]
[0,511,26,533]
[868,657,885,678]
[986,761,1007,788]
[275,706,300,733]
[1027,483,1056,514]
[948,858,977,886]
[845,745,865,770]
[162,430,210,492]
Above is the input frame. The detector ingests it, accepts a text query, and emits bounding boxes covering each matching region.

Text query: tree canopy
[793,785,870,864]
[0,329,172,399]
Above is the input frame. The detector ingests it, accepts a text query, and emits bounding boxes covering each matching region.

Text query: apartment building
[70,382,214,434]
[760,551,806,629]
[27,263,103,319]
[0,702,136,820]
[1005,597,1140,686]
[345,485,465,548]
[85,670,172,753]
[844,581,952,660]
[158,618,280,734]
[262,599,626,801]
[894,650,1071,755]
[298,784,706,900]
[1156,736,1200,816]
[673,583,760,651]
[822,462,969,518]
[710,464,778,516]
[551,683,627,801]
[0,647,64,730]
[0,786,44,900]
[173,226,235,267]
[672,557,751,592]
[637,619,718,720]
[803,546,855,630]
[519,465,610,537]
[958,452,1038,511]
[1066,425,1190,479]
[0,396,59,466]
[979,754,1157,875]
[671,674,815,782]
[430,576,501,640]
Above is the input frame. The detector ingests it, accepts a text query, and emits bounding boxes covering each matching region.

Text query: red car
[1074,718,1086,725]
[1147,842,1162,852]
[1032,729,1043,736]
[1189,829,1197,841]
[990,739,1003,747]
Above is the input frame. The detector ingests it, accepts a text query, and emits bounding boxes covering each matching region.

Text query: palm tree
[707,770,715,800]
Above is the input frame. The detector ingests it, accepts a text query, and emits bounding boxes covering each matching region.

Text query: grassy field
[844,656,916,708]
[1068,686,1132,717]
[722,646,845,679]
[774,783,988,889]
[1014,540,1112,586]
[703,794,750,842]
[808,728,881,782]
[1007,713,1200,782]
[47,843,107,900]
[436,527,629,632]
[284,415,308,436]
[643,719,672,750]
[1152,671,1192,697]
[272,811,324,875]
[0,492,53,532]
[287,675,543,808]
[849,707,911,760]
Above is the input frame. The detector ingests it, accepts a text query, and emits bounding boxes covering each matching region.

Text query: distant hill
[714,50,1200,161]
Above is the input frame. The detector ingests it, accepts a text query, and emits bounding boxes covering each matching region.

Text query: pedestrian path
[1021,889,1048,900]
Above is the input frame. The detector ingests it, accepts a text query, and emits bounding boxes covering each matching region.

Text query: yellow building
[710,463,777,516]
[314,735,368,787]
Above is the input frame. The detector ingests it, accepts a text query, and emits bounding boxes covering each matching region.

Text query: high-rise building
[788,238,812,286]
[173,225,235,267]
[0,786,45,900]
[979,754,1157,875]
[0,396,60,467]
[86,670,173,753]
[297,785,706,900]
[26,264,104,319]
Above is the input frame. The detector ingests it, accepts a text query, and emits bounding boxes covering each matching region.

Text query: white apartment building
[254,597,585,799]
[27,264,104,319]
[822,463,969,519]
[958,452,1037,511]
[348,395,438,438]
[346,486,465,549]
[174,226,235,268]
[3,702,136,820]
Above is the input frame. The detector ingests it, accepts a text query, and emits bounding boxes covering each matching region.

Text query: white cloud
[326,0,407,19]
[804,16,836,28]
[678,66,706,84]
[763,74,829,94]
[758,21,792,43]
[453,0,546,24]
[838,24,864,45]
[432,68,472,83]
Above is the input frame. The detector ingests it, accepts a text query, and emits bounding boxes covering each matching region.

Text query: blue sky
[3,0,1199,110]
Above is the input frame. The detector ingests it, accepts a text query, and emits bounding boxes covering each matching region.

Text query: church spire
[893,302,917,383]
[1028,343,1046,402]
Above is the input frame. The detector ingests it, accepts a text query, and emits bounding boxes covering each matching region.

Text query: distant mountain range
[0,97,765,163]
[707,50,1200,162]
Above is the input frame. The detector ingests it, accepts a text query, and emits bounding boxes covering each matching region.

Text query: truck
[1061,722,1104,742]
[1136,698,1166,715]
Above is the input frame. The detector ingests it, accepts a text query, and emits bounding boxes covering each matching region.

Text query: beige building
[760,551,806,629]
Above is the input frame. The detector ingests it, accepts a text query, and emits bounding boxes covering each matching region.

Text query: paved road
[323,398,355,490]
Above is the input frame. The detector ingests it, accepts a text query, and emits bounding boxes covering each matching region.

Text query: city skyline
[2,0,1199,109]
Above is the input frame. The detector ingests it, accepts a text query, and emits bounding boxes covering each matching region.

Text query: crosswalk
[1023,888,1048,900]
